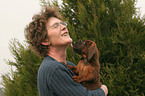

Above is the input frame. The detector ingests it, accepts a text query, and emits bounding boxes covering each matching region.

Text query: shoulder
[38,56,60,77]
[40,59,56,69]
[66,61,76,67]
[39,57,74,76]
[45,61,75,86]
[40,56,59,69]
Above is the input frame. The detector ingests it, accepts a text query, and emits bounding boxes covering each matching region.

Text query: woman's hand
[101,85,108,96]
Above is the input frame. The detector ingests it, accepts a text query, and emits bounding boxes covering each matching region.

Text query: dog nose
[71,42,75,46]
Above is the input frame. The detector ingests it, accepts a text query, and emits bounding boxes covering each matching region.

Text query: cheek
[48,35,59,44]
[48,30,60,41]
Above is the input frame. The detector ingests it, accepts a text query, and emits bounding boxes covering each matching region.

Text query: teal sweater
[37,55,105,96]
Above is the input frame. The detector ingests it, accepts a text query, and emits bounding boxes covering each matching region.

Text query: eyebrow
[49,21,61,27]
[47,21,59,30]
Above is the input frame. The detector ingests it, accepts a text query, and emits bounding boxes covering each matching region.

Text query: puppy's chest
[77,60,92,76]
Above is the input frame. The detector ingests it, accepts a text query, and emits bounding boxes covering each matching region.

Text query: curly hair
[24,6,62,57]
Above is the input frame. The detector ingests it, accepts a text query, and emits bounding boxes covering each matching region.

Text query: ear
[87,44,96,61]
[41,40,50,46]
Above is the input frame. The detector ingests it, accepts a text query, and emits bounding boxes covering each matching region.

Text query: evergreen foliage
[60,0,145,95]
[1,0,145,95]
[0,87,4,96]
[2,39,42,96]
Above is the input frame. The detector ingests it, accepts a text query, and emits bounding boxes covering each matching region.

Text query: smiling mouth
[61,32,68,36]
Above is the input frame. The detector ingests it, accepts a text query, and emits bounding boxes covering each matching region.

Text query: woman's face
[46,17,72,47]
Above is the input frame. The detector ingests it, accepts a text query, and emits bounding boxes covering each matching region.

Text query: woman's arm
[47,63,107,96]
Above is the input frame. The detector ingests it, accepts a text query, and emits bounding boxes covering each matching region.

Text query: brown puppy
[67,40,102,90]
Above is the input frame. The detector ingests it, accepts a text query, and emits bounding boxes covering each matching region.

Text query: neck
[90,53,99,65]
[47,46,67,65]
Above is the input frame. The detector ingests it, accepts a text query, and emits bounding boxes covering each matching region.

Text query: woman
[25,6,108,96]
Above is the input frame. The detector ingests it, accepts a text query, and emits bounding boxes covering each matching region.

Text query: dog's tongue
[71,43,73,48]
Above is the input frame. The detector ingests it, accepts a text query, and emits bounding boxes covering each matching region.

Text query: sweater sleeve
[47,63,105,96]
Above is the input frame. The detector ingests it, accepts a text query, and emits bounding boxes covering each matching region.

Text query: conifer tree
[2,39,42,96]
[2,0,145,95]
[60,0,145,95]
[0,87,4,96]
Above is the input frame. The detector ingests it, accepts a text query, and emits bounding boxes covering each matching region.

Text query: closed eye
[48,21,67,30]
[53,23,59,28]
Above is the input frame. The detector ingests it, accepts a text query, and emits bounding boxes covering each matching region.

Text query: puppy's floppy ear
[87,44,96,61]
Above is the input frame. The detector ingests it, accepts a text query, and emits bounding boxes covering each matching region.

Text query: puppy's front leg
[72,72,97,83]
[67,65,78,75]
[72,75,84,83]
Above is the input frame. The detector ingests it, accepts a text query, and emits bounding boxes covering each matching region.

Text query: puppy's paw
[72,75,82,83]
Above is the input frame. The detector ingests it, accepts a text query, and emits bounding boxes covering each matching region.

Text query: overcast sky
[0,0,41,87]
[0,0,145,87]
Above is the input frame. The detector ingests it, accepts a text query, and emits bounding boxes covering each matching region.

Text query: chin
[66,39,72,44]
[69,37,73,43]
[65,37,73,45]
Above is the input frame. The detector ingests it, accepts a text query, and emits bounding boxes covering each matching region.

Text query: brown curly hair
[24,6,62,57]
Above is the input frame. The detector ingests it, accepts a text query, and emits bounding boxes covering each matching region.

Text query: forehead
[47,17,62,26]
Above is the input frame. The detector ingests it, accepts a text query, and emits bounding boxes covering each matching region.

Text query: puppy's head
[72,40,98,61]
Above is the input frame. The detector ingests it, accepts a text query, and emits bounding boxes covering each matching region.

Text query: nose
[60,24,67,31]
